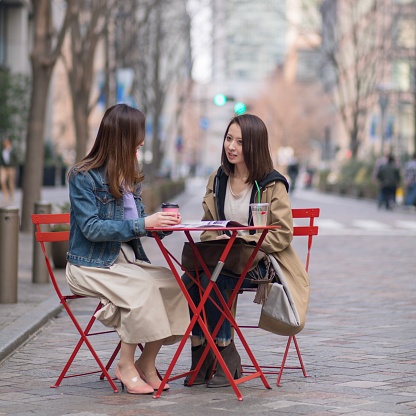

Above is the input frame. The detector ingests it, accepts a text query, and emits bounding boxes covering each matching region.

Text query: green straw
[254,180,261,226]
[255,180,261,204]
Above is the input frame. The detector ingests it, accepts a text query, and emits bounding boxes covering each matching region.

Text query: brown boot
[207,340,241,388]
[184,342,215,386]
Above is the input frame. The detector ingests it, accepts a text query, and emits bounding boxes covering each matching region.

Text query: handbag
[181,238,266,275]
[258,255,301,335]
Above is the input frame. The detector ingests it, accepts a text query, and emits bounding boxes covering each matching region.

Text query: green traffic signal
[234,102,246,114]
[214,94,227,106]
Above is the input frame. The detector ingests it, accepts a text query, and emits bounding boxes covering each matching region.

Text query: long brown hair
[221,114,274,183]
[68,104,145,198]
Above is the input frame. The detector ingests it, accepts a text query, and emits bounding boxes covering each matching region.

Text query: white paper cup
[249,203,269,228]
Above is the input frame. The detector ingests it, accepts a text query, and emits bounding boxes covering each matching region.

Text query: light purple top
[123,191,139,219]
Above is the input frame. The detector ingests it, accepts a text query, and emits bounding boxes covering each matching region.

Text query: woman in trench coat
[182,114,309,388]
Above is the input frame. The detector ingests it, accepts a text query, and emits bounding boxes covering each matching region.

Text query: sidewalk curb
[0,295,62,363]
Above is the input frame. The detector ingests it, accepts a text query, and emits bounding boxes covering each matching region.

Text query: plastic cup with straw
[249,181,269,227]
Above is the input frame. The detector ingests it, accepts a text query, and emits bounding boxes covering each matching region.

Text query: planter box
[51,240,69,268]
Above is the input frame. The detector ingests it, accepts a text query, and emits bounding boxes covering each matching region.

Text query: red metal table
[147,224,279,401]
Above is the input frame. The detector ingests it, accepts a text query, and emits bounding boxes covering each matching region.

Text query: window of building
[236,69,248,79]
[392,60,411,91]
[395,18,416,48]
[297,49,319,81]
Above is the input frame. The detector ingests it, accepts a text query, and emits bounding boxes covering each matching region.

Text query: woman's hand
[145,212,181,228]
[215,234,230,240]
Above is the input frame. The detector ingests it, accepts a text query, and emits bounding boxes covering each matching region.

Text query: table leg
[150,229,271,400]
[151,232,245,400]
[204,229,272,389]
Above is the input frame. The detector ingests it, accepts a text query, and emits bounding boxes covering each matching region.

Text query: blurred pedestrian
[0,138,18,204]
[376,155,400,210]
[287,157,299,192]
[372,152,389,207]
[404,153,416,209]
[305,165,315,189]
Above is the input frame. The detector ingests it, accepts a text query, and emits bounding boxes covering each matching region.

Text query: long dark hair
[68,104,145,198]
[221,114,274,183]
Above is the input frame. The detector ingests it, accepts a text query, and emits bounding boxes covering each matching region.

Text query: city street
[1,177,416,415]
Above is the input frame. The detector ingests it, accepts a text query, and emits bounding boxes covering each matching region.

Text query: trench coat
[199,169,310,336]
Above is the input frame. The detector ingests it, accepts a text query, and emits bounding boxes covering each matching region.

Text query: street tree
[250,67,331,164]
[319,0,385,159]
[118,0,192,179]
[63,0,116,162]
[20,0,74,232]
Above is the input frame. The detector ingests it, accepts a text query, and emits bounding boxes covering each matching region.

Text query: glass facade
[213,0,286,81]
[0,6,6,67]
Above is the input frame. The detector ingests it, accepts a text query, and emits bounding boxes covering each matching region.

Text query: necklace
[228,179,251,199]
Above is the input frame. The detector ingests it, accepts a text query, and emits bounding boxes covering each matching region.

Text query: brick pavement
[0,180,416,415]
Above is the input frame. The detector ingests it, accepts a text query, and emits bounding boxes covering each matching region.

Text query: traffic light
[234,102,246,114]
[214,94,246,114]
[214,93,227,106]
[214,94,236,106]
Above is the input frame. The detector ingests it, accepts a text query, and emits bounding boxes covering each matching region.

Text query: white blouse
[224,178,253,236]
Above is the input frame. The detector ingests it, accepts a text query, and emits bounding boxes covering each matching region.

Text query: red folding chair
[32,213,128,393]
[237,208,320,386]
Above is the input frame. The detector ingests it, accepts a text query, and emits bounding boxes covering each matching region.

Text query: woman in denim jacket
[66,104,189,395]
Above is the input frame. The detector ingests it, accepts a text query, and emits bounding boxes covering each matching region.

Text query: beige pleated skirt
[66,243,190,345]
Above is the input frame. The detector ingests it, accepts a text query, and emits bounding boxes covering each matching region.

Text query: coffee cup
[161,203,179,213]
[249,203,269,228]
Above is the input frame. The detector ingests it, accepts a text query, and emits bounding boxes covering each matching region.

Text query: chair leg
[276,335,310,386]
[99,341,121,380]
[293,335,309,378]
[53,308,97,388]
[53,332,120,393]
[53,335,85,388]
[53,302,120,393]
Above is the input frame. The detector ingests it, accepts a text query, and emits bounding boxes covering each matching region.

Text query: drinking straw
[255,180,261,204]
[254,180,261,226]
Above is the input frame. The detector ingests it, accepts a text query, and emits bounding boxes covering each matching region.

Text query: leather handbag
[258,255,301,334]
[181,238,266,275]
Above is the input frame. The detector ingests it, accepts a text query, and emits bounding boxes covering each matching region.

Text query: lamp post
[378,91,389,155]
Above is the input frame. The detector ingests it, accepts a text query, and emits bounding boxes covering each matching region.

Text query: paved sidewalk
[0,182,202,363]
[0,186,71,363]
[0,180,416,415]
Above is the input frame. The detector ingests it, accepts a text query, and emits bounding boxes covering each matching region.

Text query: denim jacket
[67,166,165,268]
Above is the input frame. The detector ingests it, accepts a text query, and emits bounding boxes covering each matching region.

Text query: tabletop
[146,224,280,232]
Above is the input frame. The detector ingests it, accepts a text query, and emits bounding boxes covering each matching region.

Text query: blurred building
[384,0,416,157]
[0,0,30,74]
[187,0,332,176]
[1,0,193,176]
[319,0,416,165]
[191,0,289,175]
[189,0,416,179]
[279,0,328,171]
[211,0,286,81]
[0,0,31,166]
[284,0,322,83]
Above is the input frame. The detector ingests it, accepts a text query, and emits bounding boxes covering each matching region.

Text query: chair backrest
[291,208,319,272]
[31,213,70,300]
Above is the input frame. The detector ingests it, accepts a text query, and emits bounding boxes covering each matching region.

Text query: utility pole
[413,0,416,152]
